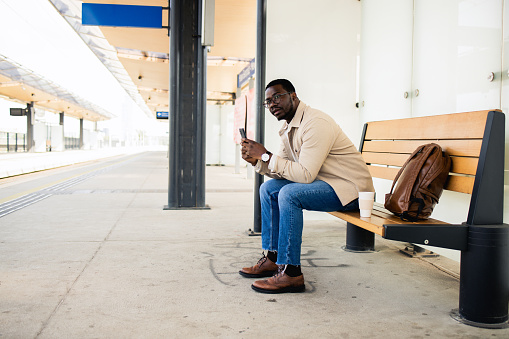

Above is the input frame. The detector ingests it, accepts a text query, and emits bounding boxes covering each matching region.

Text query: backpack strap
[400,198,425,222]
[387,144,427,196]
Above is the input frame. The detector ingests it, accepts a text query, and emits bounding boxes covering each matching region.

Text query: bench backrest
[359,110,505,225]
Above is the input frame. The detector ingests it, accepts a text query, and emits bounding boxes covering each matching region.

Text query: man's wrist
[261,151,272,162]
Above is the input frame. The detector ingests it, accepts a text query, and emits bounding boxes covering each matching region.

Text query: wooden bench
[329,110,509,328]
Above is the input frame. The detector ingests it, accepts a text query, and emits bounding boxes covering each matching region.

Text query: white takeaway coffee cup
[358,192,375,218]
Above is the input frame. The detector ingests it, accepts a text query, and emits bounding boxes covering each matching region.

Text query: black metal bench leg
[452,224,509,328]
[344,222,375,252]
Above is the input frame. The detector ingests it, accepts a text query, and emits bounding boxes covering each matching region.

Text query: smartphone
[239,128,246,139]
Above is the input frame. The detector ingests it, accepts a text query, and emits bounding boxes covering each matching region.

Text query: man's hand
[241,149,258,166]
[241,138,268,165]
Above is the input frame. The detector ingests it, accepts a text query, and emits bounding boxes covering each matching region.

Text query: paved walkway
[0,151,507,338]
[0,147,161,179]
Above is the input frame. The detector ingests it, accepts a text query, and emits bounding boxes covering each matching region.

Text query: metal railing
[0,131,169,153]
[64,136,80,150]
[0,132,26,152]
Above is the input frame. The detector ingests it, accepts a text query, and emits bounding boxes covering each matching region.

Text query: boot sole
[239,270,276,278]
[251,284,306,294]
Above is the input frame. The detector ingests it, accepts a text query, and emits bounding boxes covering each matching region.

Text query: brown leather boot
[251,265,305,294]
[239,253,278,278]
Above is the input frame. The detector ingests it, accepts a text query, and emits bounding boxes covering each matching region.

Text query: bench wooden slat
[362,140,483,157]
[329,205,451,237]
[362,152,410,167]
[367,165,475,194]
[329,210,386,236]
[364,110,492,140]
[450,157,478,175]
[445,175,475,194]
[367,165,399,181]
[363,152,478,175]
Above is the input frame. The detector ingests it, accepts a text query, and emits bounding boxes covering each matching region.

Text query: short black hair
[265,79,296,93]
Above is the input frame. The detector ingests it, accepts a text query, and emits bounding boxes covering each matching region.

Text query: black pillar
[253,0,267,233]
[166,0,208,209]
[79,118,84,149]
[345,223,375,252]
[455,111,509,328]
[26,102,34,152]
[457,224,509,327]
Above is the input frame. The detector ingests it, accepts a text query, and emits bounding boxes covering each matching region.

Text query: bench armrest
[383,224,468,251]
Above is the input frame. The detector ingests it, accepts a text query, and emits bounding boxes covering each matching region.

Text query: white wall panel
[412,0,503,116]
[33,122,46,153]
[206,105,221,165]
[265,0,362,149]
[359,0,413,124]
[206,104,236,165]
[220,105,236,166]
[50,125,64,152]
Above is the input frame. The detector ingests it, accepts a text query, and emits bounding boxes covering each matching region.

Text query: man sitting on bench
[239,78,375,294]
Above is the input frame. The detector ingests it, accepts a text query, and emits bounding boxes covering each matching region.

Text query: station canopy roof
[0,54,115,121]
[50,0,257,118]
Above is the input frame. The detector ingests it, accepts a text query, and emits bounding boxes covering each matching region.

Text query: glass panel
[412,0,503,117]
[359,0,414,124]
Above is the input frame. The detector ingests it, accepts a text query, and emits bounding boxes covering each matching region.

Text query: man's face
[265,84,295,121]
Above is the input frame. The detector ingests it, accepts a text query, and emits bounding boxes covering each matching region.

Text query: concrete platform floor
[0,151,508,338]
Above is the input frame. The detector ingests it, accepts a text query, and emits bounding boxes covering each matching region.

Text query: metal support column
[166,0,208,210]
[59,112,65,152]
[26,102,34,152]
[452,224,509,328]
[79,118,84,149]
[453,111,509,328]
[251,0,267,234]
[344,223,375,252]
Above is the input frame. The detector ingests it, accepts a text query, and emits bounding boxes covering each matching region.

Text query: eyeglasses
[263,92,292,108]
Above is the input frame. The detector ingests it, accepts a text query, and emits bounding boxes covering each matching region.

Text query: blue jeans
[260,179,358,266]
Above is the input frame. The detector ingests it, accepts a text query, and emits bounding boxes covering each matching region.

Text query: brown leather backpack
[384,143,451,221]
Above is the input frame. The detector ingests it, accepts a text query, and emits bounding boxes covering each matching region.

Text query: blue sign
[237,58,255,88]
[156,111,169,119]
[82,3,163,29]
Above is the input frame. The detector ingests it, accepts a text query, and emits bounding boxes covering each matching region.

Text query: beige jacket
[256,102,374,205]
